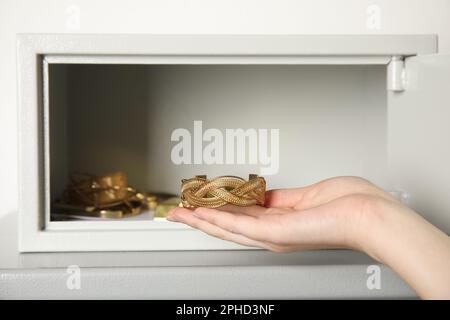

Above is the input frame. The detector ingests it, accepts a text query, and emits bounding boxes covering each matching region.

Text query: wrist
[351,197,450,299]
[348,196,398,262]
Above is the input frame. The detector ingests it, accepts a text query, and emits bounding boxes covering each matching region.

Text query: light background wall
[1,0,450,268]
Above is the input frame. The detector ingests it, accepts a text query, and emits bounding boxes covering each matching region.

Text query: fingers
[166,207,271,250]
[218,204,267,216]
[264,188,311,208]
[264,179,345,210]
[168,208,273,241]
[265,177,395,211]
[218,204,293,216]
[189,207,284,243]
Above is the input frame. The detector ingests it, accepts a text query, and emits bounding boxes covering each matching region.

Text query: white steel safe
[17,34,450,252]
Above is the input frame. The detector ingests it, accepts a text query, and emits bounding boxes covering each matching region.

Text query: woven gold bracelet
[181,174,266,208]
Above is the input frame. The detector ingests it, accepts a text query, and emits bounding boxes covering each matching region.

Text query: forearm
[360,200,450,299]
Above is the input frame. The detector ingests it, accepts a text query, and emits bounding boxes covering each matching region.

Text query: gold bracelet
[181,174,266,208]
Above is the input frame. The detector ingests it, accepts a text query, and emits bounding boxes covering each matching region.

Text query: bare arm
[167,176,450,299]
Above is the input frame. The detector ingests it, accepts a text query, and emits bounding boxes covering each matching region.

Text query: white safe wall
[49,64,388,201]
[1,2,450,299]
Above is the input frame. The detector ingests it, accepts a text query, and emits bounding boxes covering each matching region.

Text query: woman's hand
[167,176,450,299]
[167,176,395,253]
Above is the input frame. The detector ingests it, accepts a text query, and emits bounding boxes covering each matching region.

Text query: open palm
[167,176,399,252]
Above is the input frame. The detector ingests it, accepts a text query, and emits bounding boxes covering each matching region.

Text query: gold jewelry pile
[181,174,266,208]
[52,172,160,219]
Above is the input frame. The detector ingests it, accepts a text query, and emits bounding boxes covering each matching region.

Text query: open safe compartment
[47,63,392,221]
[18,35,450,252]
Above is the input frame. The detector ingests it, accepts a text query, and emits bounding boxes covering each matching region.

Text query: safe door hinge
[387,56,406,92]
